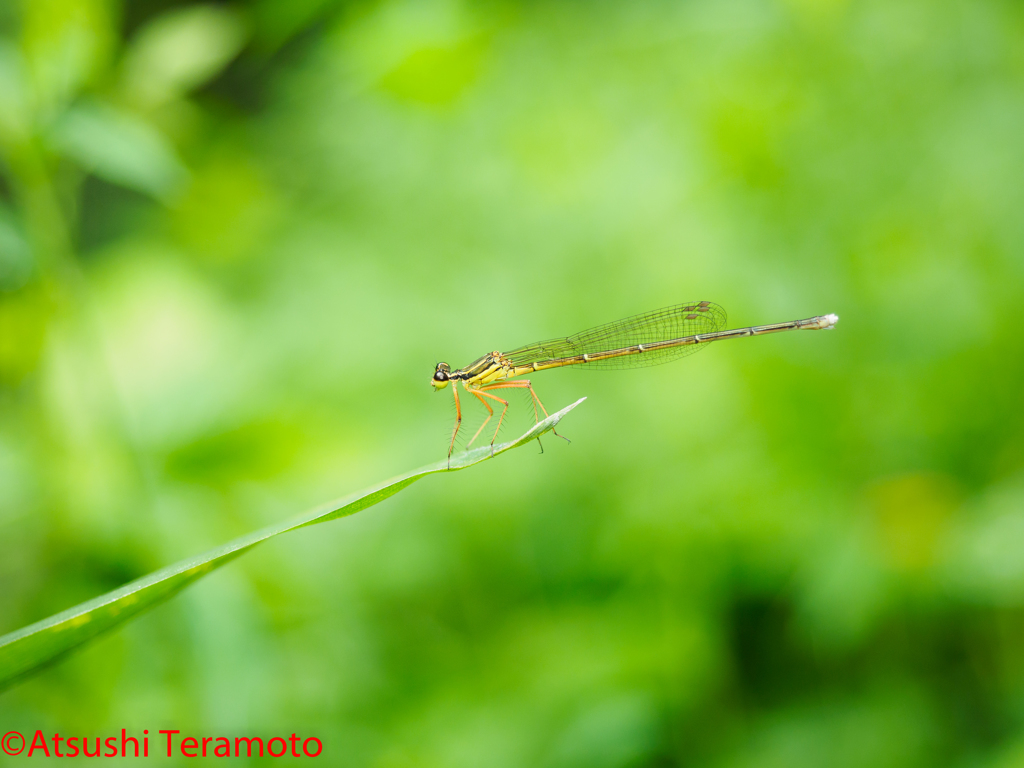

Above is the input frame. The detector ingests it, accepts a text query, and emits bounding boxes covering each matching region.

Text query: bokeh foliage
[1,0,1023,766]
[0,399,583,694]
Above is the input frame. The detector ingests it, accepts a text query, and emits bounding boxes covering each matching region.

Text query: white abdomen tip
[824,313,839,328]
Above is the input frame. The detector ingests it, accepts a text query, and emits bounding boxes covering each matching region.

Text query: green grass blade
[0,398,586,691]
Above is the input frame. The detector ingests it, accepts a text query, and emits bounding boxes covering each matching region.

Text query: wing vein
[504,301,727,370]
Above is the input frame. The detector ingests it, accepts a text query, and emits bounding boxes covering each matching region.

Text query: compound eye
[434,371,448,381]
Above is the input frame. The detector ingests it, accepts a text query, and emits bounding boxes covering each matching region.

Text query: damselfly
[431,302,838,461]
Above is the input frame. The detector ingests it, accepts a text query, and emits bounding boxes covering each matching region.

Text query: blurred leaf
[378,36,487,106]
[0,203,33,290]
[345,0,489,102]
[20,0,116,116]
[48,101,187,199]
[0,398,585,691]
[0,42,31,145]
[944,479,1024,605]
[121,5,247,108]
[252,0,335,54]
[869,472,958,573]
[545,694,659,768]
[0,283,48,386]
[171,154,278,262]
[164,420,302,484]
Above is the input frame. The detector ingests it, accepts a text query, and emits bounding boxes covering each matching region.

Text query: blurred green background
[2,0,1024,764]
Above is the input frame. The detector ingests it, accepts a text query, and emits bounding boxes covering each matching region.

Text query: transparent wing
[505,301,727,370]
